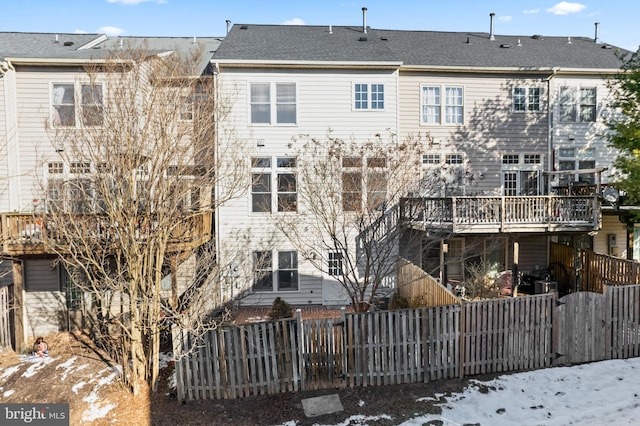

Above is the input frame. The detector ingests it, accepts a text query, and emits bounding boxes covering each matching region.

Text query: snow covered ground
[308,357,640,426]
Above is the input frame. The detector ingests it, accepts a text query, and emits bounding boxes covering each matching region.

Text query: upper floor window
[421,85,463,125]
[251,156,297,213]
[342,156,387,211]
[52,83,103,127]
[354,83,384,110]
[513,87,541,112]
[559,86,596,123]
[250,82,296,125]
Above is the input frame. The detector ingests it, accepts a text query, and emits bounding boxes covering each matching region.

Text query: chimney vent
[594,22,600,43]
[362,7,367,34]
[489,12,496,41]
[226,20,231,34]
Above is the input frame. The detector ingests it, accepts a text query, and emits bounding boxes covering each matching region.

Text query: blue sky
[4,0,639,51]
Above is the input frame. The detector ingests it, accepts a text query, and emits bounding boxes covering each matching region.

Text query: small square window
[48,162,64,174]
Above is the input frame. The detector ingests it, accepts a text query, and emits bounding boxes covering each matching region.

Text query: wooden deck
[401,195,601,234]
[0,211,213,256]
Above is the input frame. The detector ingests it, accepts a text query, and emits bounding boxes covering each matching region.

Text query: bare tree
[41,44,246,394]
[274,132,425,312]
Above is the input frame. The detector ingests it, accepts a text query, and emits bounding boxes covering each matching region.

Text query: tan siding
[399,72,550,194]
[595,215,627,258]
[14,67,96,211]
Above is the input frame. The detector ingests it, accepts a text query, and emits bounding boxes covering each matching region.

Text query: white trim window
[342,156,388,211]
[420,152,468,196]
[251,156,297,213]
[559,86,596,122]
[328,252,343,276]
[253,250,299,292]
[421,85,463,124]
[46,161,94,213]
[557,147,596,186]
[52,82,103,127]
[354,83,385,110]
[513,87,541,112]
[501,153,543,195]
[250,82,297,125]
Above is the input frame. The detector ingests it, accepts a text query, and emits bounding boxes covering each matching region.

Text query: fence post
[341,307,347,387]
[296,309,304,391]
[458,302,465,379]
[172,325,186,402]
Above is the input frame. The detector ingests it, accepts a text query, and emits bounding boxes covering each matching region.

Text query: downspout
[545,68,558,192]
[211,61,223,306]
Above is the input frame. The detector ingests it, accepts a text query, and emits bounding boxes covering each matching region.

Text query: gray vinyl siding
[24,258,60,291]
[23,259,65,337]
[399,72,550,195]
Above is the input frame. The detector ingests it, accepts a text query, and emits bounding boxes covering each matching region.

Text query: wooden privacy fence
[549,242,640,293]
[397,258,461,307]
[174,305,462,400]
[176,294,559,400]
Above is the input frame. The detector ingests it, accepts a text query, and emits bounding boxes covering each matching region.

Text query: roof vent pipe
[489,12,496,40]
[594,22,600,43]
[226,20,231,34]
[362,7,367,34]
[329,25,333,34]
[55,34,59,43]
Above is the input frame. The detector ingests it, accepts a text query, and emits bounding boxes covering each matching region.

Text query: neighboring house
[211,12,631,307]
[0,33,222,348]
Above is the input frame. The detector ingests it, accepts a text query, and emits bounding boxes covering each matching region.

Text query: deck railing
[401,195,600,233]
[0,210,213,255]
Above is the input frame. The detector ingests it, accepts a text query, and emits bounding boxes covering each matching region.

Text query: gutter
[212,59,403,70]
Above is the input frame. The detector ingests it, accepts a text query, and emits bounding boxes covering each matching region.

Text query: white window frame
[559,86,597,123]
[252,250,299,292]
[341,156,388,212]
[328,252,343,276]
[249,82,297,125]
[513,87,541,112]
[420,85,464,125]
[353,83,385,111]
[420,152,468,196]
[250,156,297,213]
[556,147,596,185]
[500,153,544,195]
[51,82,104,128]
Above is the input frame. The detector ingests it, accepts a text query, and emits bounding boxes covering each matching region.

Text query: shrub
[268,297,293,320]
[388,293,410,310]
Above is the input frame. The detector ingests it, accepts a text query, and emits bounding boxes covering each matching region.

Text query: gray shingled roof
[0,32,106,60]
[214,24,630,70]
[1,33,222,74]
